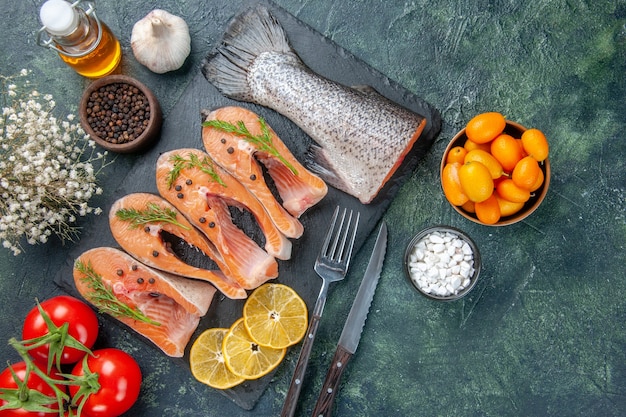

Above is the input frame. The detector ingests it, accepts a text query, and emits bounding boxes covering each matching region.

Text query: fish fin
[202,5,295,101]
[306,144,352,196]
[351,85,379,95]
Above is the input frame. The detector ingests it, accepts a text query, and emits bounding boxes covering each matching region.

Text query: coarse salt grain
[407,230,475,298]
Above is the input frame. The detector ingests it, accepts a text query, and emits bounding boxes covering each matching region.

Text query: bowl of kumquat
[441,112,550,226]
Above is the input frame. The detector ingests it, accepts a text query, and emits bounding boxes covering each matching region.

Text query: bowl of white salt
[404,225,481,301]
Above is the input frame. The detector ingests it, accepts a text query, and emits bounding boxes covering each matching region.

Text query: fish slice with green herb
[115,202,191,230]
[201,106,327,223]
[156,148,284,289]
[73,247,217,357]
[109,192,247,299]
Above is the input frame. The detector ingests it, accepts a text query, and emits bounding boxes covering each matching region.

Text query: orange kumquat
[512,156,542,190]
[475,193,501,225]
[446,146,467,164]
[521,128,549,161]
[442,163,469,206]
[496,179,530,203]
[464,149,505,179]
[458,161,494,203]
[465,112,507,144]
[490,134,525,172]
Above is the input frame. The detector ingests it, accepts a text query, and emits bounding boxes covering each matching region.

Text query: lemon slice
[223,318,286,380]
[189,328,245,390]
[243,283,308,349]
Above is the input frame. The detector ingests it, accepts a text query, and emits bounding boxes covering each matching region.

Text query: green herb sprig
[115,202,190,230]
[202,118,298,175]
[74,260,161,326]
[166,153,226,189]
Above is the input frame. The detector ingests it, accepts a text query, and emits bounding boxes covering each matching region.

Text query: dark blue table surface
[1,1,625,416]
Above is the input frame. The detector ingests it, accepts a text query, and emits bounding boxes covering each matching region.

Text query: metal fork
[280,206,360,417]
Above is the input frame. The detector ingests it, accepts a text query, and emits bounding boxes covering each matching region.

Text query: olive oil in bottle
[37,0,121,78]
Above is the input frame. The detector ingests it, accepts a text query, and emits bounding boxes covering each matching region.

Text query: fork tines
[320,206,360,264]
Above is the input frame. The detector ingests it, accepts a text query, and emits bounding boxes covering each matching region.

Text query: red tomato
[69,348,141,417]
[22,296,99,365]
[0,361,66,416]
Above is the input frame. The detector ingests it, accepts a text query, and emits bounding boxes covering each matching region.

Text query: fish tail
[201,5,294,101]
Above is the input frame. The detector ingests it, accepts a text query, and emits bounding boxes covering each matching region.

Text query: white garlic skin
[131,9,191,74]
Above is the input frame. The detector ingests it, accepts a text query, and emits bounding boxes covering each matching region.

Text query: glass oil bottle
[37,0,121,78]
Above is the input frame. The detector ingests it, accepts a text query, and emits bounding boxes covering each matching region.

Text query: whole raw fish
[202,5,427,204]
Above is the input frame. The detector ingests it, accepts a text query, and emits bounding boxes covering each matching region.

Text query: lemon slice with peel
[243,283,308,349]
[223,318,286,380]
[189,328,245,390]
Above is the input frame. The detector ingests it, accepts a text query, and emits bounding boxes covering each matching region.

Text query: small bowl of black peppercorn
[79,75,162,153]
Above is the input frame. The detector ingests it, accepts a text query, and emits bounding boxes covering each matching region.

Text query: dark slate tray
[56,0,440,410]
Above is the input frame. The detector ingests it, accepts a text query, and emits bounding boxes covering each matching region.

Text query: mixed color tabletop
[1,1,625,416]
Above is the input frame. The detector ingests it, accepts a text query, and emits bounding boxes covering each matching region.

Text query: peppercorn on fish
[202,5,427,204]
[156,149,286,290]
[74,247,217,357]
[109,192,247,299]
[201,106,328,221]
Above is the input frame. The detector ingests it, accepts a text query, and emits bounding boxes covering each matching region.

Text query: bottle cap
[40,0,79,36]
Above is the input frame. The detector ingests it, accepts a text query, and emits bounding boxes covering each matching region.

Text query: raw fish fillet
[202,106,327,220]
[74,247,216,357]
[156,149,282,289]
[109,192,247,299]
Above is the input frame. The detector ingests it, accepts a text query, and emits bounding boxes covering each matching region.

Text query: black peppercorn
[86,82,150,144]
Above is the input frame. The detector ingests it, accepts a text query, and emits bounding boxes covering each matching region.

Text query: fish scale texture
[204,5,427,203]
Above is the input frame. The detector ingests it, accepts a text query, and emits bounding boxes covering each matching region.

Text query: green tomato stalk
[16,300,93,373]
[0,355,67,415]
[0,300,101,416]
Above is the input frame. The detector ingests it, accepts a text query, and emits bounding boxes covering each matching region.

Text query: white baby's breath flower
[0,70,114,255]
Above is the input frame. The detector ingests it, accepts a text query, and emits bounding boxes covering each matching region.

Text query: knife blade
[310,222,387,417]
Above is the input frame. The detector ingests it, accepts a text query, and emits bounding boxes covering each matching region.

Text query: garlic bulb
[131,10,191,74]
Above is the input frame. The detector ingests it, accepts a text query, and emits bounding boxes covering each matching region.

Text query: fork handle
[310,345,353,417]
[280,313,322,417]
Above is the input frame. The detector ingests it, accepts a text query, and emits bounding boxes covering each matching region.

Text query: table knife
[310,222,387,417]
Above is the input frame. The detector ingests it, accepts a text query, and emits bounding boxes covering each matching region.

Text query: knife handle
[280,313,322,417]
[310,345,353,417]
